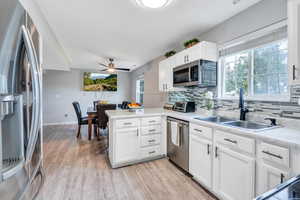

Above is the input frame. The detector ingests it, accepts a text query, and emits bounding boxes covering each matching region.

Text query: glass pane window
[253,40,288,95]
[136,79,144,104]
[221,39,289,99]
[223,52,250,97]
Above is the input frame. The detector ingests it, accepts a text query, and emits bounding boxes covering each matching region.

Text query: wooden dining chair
[72,101,97,138]
[96,104,117,131]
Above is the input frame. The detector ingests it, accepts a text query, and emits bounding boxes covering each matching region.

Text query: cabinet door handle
[149,129,156,132]
[215,147,218,158]
[194,129,202,133]
[293,65,296,80]
[262,150,283,159]
[149,120,156,123]
[224,138,237,144]
[187,55,189,62]
[124,122,132,125]
[149,151,156,154]
[280,173,285,183]
[137,129,139,136]
[148,139,155,143]
[207,144,210,155]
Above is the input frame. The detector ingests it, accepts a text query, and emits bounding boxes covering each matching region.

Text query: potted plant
[164,50,176,58]
[184,38,200,48]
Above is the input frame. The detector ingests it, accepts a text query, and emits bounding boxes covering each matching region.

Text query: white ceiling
[35,0,262,71]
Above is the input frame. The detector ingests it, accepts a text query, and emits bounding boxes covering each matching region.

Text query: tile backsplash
[168,85,300,123]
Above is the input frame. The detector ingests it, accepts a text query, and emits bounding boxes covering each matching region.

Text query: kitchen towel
[171,121,180,146]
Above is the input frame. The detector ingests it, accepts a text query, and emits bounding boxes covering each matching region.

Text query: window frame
[136,78,144,104]
[218,39,290,102]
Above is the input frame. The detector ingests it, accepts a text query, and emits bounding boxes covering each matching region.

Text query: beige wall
[130,56,168,108]
[43,69,131,125]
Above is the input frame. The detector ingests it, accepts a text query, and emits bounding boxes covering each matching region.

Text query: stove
[256,175,300,200]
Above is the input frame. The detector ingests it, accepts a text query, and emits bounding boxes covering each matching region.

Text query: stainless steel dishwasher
[167,117,189,172]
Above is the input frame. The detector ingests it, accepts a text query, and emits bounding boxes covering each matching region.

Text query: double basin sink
[194,116,277,131]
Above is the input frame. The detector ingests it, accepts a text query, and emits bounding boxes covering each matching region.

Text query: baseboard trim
[43,121,77,126]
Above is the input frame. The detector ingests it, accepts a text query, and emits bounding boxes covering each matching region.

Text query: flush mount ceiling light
[136,0,173,8]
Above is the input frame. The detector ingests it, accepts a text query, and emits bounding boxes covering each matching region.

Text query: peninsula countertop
[105,108,300,148]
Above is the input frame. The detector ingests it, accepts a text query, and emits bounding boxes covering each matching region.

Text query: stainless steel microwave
[173,60,217,87]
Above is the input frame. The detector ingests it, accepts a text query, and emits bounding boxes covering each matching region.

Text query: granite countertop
[106,108,300,148]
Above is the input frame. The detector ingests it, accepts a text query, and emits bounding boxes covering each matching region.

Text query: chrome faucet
[239,88,249,121]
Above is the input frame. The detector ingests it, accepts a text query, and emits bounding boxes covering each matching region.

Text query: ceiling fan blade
[98,63,108,67]
[114,68,130,71]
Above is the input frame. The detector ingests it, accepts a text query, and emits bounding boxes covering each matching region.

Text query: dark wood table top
[87,107,96,115]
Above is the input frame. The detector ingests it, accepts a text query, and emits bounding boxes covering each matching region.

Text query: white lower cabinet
[213,145,255,200]
[115,128,139,163]
[189,134,213,189]
[111,116,164,168]
[256,163,289,195]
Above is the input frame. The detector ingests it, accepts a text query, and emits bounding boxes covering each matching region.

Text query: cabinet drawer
[116,118,138,129]
[259,142,289,168]
[141,117,161,126]
[215,130,255,155]
[190,123,213,140]
[140,145,161,159]
[141,134,161,147]
[141,125,161,135]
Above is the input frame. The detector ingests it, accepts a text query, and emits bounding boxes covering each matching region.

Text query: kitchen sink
[223,121,276,131]
[195,116,236,123]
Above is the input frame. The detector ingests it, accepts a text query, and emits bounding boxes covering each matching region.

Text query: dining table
[86,106,97,140]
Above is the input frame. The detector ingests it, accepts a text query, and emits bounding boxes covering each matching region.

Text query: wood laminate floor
[38,125,217,200]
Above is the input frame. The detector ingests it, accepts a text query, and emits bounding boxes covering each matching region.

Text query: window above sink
[218,28,290,102]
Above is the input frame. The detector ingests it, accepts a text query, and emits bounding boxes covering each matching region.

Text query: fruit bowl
[128,103,143,112]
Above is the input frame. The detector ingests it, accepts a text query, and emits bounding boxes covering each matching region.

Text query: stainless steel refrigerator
[0,0,44,199]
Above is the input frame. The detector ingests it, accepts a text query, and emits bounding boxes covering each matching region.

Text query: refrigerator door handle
[19,25,41,163]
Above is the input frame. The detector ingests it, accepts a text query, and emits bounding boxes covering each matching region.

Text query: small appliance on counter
[172,102,196,113]
[163,103,174,110]
[255,175,300,200]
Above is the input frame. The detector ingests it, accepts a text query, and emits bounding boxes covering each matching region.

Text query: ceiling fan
[98,58,132,72]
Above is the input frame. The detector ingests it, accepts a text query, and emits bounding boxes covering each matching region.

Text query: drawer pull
[262,150,283,159]
[224,138,237,144]
[149,151,156,154]
[148,139,155,143]
[215,147,218,158]
[194,129,203,133]
[124,122,132,125]
[149,129,156,132]
[149,120,156,123]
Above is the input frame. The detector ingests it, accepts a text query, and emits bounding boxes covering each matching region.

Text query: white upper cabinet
[176,41,218,66]
[288,0,300,85]
[158,41,217,92]
[159,56,184,92]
